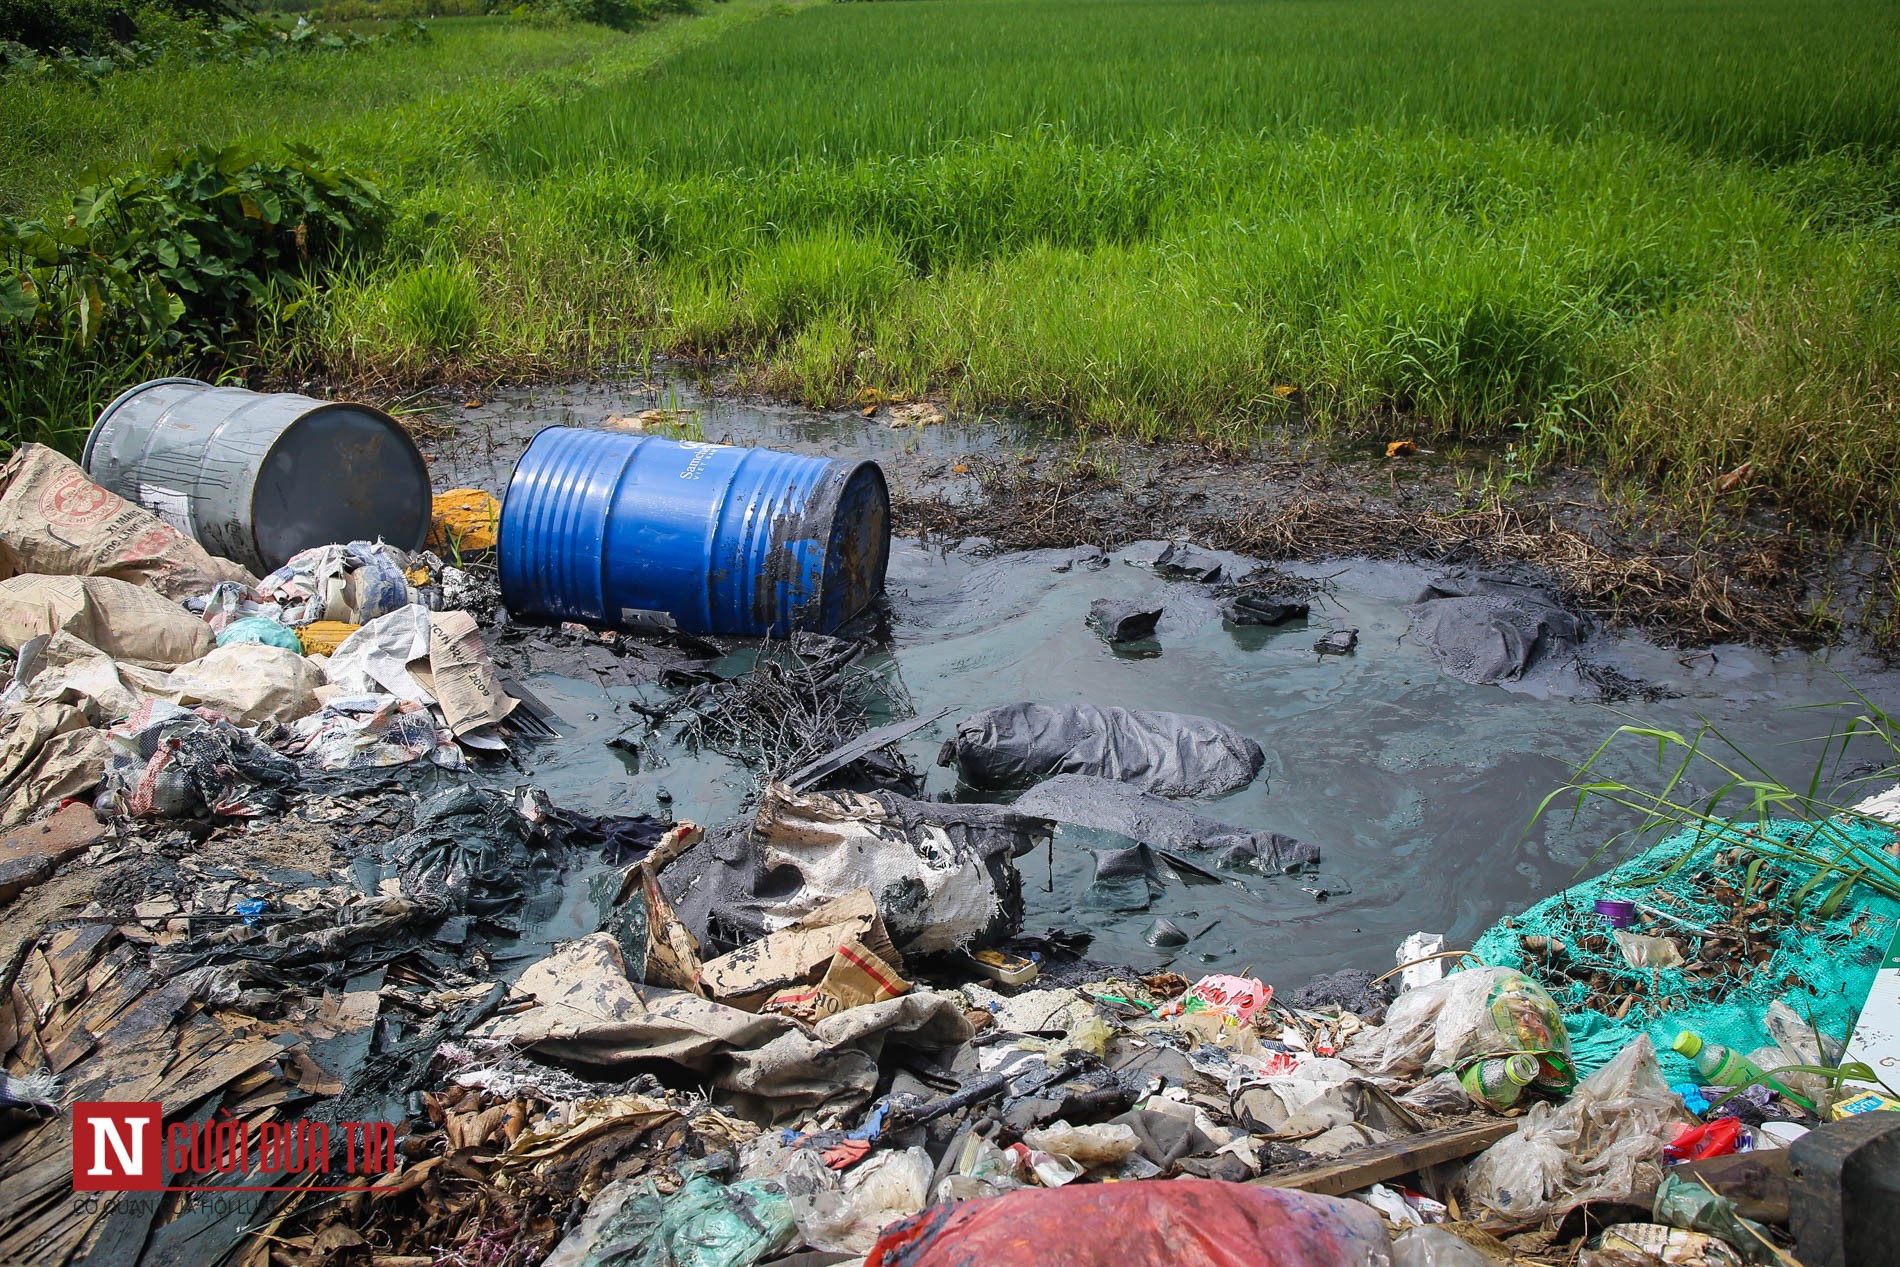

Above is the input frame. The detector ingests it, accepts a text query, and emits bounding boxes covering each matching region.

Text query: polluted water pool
[422,380,1900,990]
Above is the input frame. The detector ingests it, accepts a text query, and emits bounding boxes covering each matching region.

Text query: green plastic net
[1471,816,1900,1081]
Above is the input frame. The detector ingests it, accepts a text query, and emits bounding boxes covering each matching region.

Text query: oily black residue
[414,382,1900,992]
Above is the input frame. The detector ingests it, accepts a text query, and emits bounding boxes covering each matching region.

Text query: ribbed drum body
[84,378,432,573]
[498,427,890,637]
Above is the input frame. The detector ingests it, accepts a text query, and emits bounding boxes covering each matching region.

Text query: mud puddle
[421,381,1900,991]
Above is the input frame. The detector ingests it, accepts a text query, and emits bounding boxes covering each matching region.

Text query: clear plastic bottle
[1671,1030,1816,1114]
[1460,1053,1540,1110]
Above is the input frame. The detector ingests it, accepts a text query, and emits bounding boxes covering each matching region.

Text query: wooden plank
[1250,1120,1518,1196]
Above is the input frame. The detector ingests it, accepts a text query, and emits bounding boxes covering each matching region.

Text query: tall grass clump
[465,0,1900,529]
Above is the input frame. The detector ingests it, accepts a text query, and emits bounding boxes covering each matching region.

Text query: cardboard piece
[1844,920,1900,1080]
[0,444,255,598]
[642,867,705,995]
[699,889,904,1013]
[763,938,910,1024]
[413,611,518,737]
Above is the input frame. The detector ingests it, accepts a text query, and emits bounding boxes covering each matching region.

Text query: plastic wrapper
[1021,1121,1139,1168]
[1392,1227,1491,1267]
[790,1145,933,1254]
[1343,966,1573,1090]
[256,540,419,626]
[1464,1035,1690,1221]
[1396,1071,1472,1114]
[1653,1174,1775,1265]
[934,1133,1027,1202]
[1759,998,1841,1114]
[215,616,303,653]
[1587,1224,1744,1267]
[541,1173,795,1267]
[96,698,299,818]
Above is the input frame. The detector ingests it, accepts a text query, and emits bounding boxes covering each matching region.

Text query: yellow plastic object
[428,489,502,555]
[297,621,361,656]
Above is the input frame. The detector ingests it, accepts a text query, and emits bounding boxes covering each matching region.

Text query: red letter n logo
[73,1102,162,1191]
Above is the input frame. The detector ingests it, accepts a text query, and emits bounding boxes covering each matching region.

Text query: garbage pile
[0,444,527,836]
[1,429,1897,1267]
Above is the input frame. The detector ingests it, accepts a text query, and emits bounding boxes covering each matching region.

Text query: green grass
[6,0,1900,533]
[0,10,765,216]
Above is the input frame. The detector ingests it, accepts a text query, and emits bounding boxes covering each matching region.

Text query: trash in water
[1220,587,1311,626]
[1408,569,1584,687]
[1315,627,1360,656]
[1,391,1888,1267]
[1088,596,1163,644]
[942,702,1265,797]
[1151,542,1225,582]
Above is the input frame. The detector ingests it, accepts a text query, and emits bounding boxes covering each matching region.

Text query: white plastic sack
[159,643,323,725]
[1463,1035,1690,1221]
[753,783,1027,954]
[0,574,212,669]
[0,444,254,598]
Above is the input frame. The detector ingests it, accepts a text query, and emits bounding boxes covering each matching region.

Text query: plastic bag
[1344,967,1572,1091]
[1392,1227,1491,1267]
[1653,1174,1775,1265]
[934,1132,1027,1202]
[1760,998,1841,1114]
[1021,1121,1139,1168]
[216,616,303,653]
[545,1173,795,1267]
[1465,1035,1689,1221]
[791,1145,933,1254]
[256,541,419,626]
[1589,1224,1744,1267]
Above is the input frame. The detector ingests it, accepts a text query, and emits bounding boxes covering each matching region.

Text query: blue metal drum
[498,427,890,637]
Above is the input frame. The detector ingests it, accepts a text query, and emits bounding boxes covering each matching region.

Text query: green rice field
[5,0,1899,529]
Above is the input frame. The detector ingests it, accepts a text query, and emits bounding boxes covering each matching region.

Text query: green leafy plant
[1531,681,1900,900]
[1,143,386,452]
[2,142,385,353]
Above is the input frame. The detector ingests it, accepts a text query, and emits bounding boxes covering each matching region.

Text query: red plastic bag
[1663,1117,1745,1164]
[865,1178,1391,1267]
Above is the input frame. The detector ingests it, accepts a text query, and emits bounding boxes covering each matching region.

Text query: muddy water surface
[422,382,1900,991]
